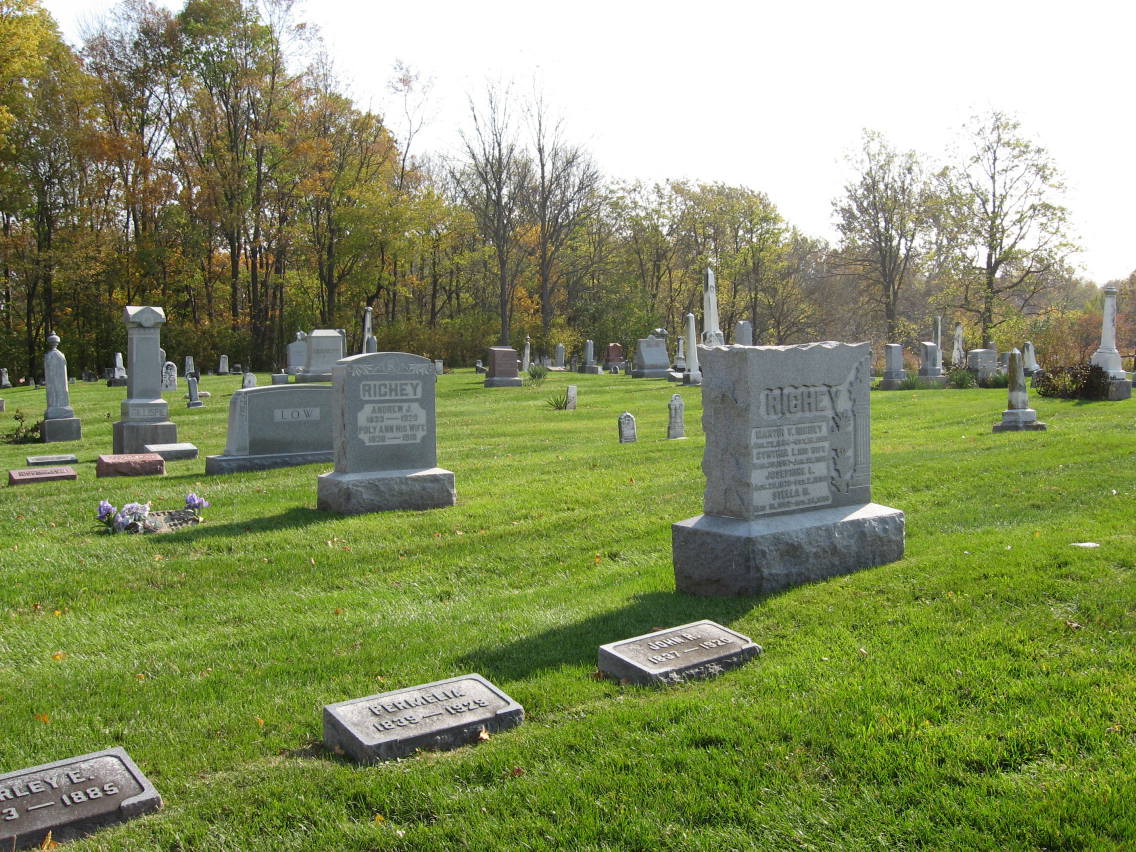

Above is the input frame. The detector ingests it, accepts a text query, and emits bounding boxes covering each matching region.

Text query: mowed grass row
[0,371,1133,850]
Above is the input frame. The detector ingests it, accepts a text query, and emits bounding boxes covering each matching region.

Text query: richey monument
[672,341,904,596]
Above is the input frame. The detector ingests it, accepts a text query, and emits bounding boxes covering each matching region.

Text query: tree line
[0,0,1129,378]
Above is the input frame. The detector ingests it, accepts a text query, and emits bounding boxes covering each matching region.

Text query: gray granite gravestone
[285,331,307,375]
[218,355,229,375]
[917,342,947,385]
[0,368,10,388]
[299,329,346,382]
[673,342,905,596]
[271,372,288,384]
[580,339,601,374]
[206,385,333,474]
[682,313,701,386]
[951,322,965,367]
[1022,341,1040,375]
[878,343,907,389]
[484,347,522,388]
[667,393,686,440]
[160,361,177,391]
[42,333,81,443]
[632,333,671,378]
[108,352,127,387]
[1090,284,1131,399]
[26,453,78,466]
[702,267,725,345]
[112,307,179,454]
[0,747,161,850]
[144,442,198,461]
[323,674,523,764]
[598,620,761,685]
[317,352,456,513]
[186,376,204,408]
[434,360,444,376]
[183,355,197,379]
[565,384,577,410]
[993,349,1047,432]
[735,320,754,346]
[554,343,565,369]
[618,411,636,443]
[966,348,997,380]
[241,372,256,388]
[521,336,532,372]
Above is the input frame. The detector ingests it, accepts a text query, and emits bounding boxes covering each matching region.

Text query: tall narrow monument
[701,267,725,346]
[113,307,179,454]
[361,307,378,354]
[993,349,1046,432]
[42,332,81,442]
[1090,284,1131,399]
[683,313,701,386]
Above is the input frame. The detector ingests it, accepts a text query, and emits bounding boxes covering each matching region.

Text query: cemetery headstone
[26,453,78,466]
[672,341,905,596]
[993,349,1047,432]
[682,313,701,385]
[42,332,82,443]
[951,322,965,367]
[183,355,197,379]
[618,411,637,443]
[631,331,670,378]
[484,347,523,388]
[206,385,334,474]
[674,335,687,371]
[8,466,77,486]
[667,393,686,439]
[554,343,565,369]
[361,306,378,354]
[298,329,346,382]
[0,747,161,851]
[878,343,907,390]
[702,267,725,345]
[966,348,998,380]
[474,359,486,375]
[144,442,199,461]
[97,453,165,477]
[0,368,10,388]
[231,363,242,374]
[107,352,127,387]
[186,376,204,408]
[434,360,444,375]
[1022,341,1040,375]
[917,341,947,385]
[160,361,178,391]
[218,355,229,375]
[317,351,456,513]
[521,336,532,372]
[598,620,761,685]
[323,674,523,764]
[932,315,943,351]
[735,320,754,346]
[580,339,601,374]
[565,384,577,410]
[603,342,624,371]
[1090,283,1132,399]
[285,331,307,375]
[112,307,180,454]
[241,372,256,389]
[271,372,288,384]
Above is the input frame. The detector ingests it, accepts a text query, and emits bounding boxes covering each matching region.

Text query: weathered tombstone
[674,335,687,371]
[186,375,204,408]
[484,347,522,388]
[317,352,456,514]
[682,313,701,386]
[8,466,78,485]
[112,307,179,454]
[951,322,965,367]
[285,331,307,375]
[231,363,242,374]
[361,306,378,354]
[474,359,486,375]
[271,372,288,385]
[241,372,256,389]
[631,332,670,378]
[618,411,637,443]
[0,368,10,388]
[598,620,761,685]
[1022,341,1040,375]
[160,361,177,391]
[1090,283,1132,399]
[702,267,725,345]
[521,336,532,372]
[434,359,444,376]
[672,342,905,596]
[218,355,229,375]
[580,339,601,374]
[966,348,998,380]
[108,352,127,387]
[42,332,81,443]
[878,343,907,389]
[554,343,565,369]
[183,355,197,379]
[565,384,577,410]
[0,747,161,850]
[993,349,1047,432]
[82,370,95,382]
[917,342,947,385]
[603,342,624,371]
[26,453,78,466]
[735,320,754,347]
[299,329,346,382]
[323,674,523,764]
[206,385,334,474]
[96,453,165,477]
[667,393,686,440]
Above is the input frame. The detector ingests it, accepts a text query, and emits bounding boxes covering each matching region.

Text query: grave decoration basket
[96,493,208,534]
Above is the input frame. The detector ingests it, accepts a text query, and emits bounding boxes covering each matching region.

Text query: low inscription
[273,407,320,422]
[127,406,161,420]
[598,620,761,685]
[357,402,426,444]
[751,421,831,514]
[9,467,77,485]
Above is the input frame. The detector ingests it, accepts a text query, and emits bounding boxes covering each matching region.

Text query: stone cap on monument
[124,306,165,327]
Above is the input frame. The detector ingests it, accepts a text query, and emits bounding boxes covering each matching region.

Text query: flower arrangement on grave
[96,493,209,534]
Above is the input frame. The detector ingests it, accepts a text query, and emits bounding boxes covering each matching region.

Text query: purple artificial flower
[112,512,129,533]
[97,500,116,522]
[185,493,210,511]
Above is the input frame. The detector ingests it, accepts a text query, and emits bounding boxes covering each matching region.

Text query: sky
[43,0,1136,283]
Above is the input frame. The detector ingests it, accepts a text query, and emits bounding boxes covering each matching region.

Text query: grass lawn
[0,370,1133,851]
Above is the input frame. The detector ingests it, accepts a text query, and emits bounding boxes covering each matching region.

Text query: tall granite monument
[702,267,725,346]
[42,332,81,442]
[112,307,179,454]
[1089,283,1131,399]
[673,341,905,596]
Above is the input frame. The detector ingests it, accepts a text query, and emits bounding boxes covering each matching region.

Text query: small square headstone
[598,620,761,685]
[323,674,523,764]
[565,385,577,410]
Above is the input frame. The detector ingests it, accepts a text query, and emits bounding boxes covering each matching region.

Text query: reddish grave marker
[8,466,77,486]
[95,453,165,478]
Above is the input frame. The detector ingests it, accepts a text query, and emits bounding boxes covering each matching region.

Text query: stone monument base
[631,368,671,379]
[207,449,332,475]
[317,467,456,514]
[992,408,1046,432]
[1107,378,1132,401]
[484,377,523,388]
[682,372,702,386]
[877,371,907,390]
[579,365,602,375]
[673,503,905,597]
[112,420,178,455]
[41,417,81,443]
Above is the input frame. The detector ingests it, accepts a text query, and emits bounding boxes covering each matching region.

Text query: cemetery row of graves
[0,279,1133,848]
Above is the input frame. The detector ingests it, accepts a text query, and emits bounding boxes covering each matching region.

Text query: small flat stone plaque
[96,454,165,478]
[323,674,523,764]
[25,454,78,467]
[143,442,199,461]
[8,467,77,486]
[598,620,761,685]
[0,747,161,850]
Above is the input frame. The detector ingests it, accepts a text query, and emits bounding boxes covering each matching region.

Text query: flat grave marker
[96,453,165,478]
[8,467,77,486]
[26,454,78,466]
[323,674,523,764]
[598,620,761,685]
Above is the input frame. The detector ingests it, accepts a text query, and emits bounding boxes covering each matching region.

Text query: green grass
[0,373,1134,851]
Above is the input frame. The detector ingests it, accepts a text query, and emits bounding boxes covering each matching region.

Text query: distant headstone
[285,331,307,375]
[682,313,701,386]
[186,376,204,408]
[735,320,754,346]
[603,342,624,370]
[161,361,177,391]
[917,342,947,385]
[231,363,242,374]
[598,620,761,685]
[218,355,229,375]
[631,334,670,379]
[26,453,77,466]
[993,349,1047,432]
[673,342,905,596]
[323,674,523,764]
[618,411,637,443]
[8,466,77,486]
[474,359,486,375]
[434,360,444,375]
[96,453,165,478]
[484,347,523,388]
[580,339,601,374]
[521,336,532,372]
[241,372,256,388]
[951,322,965,367]
[112,307,178,454]
[82,370,96,382]
[878,343,907,389]
[317,352,456,514]
[361,307,378,354]
[667,393,686,439]
[42,332,82,443]
[554,343,565,368]
[565,384,577,410]
[0,747,161,850]
[271,372,288,384]
[674,334,687,373]
[1022,341,1040,375]
[966,348,997,380]
[702,267,725,345]
[183,355,197,379]
[1090,284,1131,399]
[299,329,346,382]
[144,442,199,461]
[0,368,10,388]
[206,385,334,474]
[107,352,127,387]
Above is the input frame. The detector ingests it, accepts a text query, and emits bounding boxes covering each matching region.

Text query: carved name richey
[361,381,422,401]
[761,386,829,418]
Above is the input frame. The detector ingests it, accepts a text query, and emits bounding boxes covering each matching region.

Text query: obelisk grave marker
[673,341,904,596]
[317,352,456,514]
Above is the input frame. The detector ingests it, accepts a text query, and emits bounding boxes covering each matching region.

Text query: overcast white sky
[44,0,1135,283]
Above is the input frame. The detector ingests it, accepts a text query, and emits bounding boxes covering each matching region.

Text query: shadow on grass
[157,506,332,540]
[456,590,759,681]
